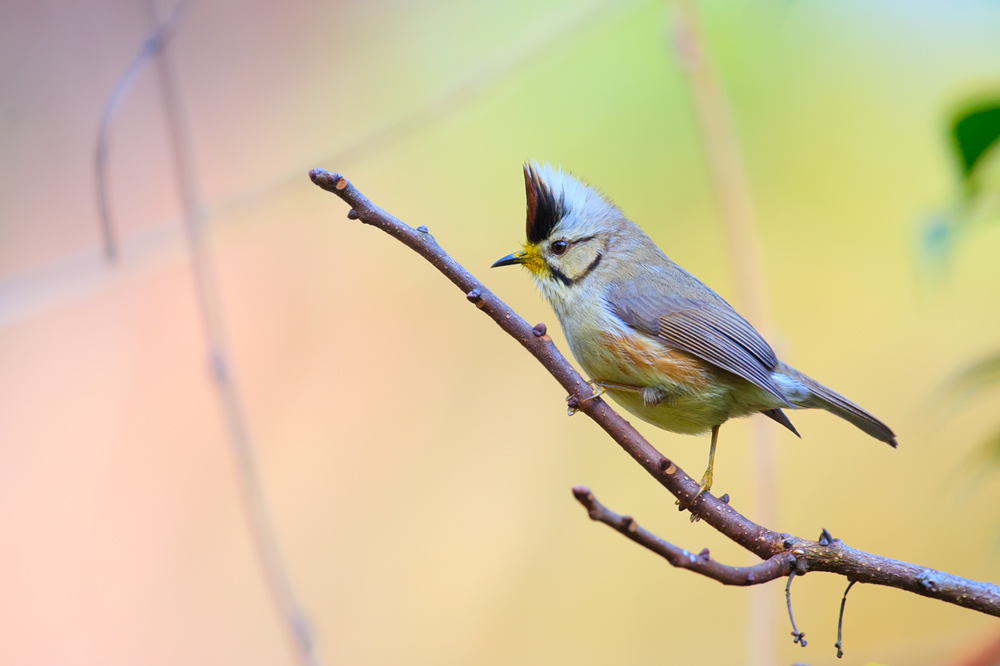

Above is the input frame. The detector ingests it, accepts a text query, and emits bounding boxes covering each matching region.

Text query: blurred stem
[670,0,771,325]
[668,2,777,664]
[143,1,322,664]
[952,630,1000,666]
[95,0,190,262]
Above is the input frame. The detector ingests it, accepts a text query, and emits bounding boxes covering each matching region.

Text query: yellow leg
[688,425,720,521]
[696,425,720,499]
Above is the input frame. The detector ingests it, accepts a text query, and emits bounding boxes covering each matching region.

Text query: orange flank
[594,330,710,392]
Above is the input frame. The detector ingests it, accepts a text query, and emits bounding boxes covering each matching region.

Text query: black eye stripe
[549,266,572,285]
[577,252,603,282]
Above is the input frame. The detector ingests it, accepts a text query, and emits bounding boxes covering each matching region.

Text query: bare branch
[572,486,792,586]
[310,168,1000,620]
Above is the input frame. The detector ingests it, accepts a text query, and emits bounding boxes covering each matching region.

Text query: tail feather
[761,408,801,438]
[778,365,897,447]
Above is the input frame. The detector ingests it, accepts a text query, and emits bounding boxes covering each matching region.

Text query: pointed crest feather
[524,162,566,244]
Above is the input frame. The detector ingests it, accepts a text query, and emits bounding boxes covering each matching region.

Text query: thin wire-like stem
[784,569,807,647]
[142,1,322,663]
[95,0,190,262]
[835,579,857,658]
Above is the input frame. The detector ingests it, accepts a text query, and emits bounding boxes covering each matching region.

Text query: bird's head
[492,162,626,306]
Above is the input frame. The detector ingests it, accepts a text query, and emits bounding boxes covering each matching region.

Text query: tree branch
[309,168,1000,619]
[572,486,793,586]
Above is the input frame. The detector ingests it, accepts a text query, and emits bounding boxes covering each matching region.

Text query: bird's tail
[776,364,897,447]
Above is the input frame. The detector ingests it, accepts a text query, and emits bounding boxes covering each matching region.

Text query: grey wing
[607,287,791,407]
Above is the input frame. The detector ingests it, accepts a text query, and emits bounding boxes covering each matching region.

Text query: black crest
[524,163,565,244]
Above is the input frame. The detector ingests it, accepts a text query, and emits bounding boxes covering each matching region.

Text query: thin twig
[835,579,857,659]
[95,0,191,262]
[785,569,807,647]
[573,487,792,585]
[310,167,1000,619]
[139,2,322,664]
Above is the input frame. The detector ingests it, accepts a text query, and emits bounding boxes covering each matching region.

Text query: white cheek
[531,273,573,312]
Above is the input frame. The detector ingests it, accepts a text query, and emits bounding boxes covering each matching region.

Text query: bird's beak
[491,251,527,268]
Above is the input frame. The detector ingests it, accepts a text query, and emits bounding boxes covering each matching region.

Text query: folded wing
[607,286,790,408]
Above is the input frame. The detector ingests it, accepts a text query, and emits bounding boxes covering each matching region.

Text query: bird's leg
[686,424,721,522]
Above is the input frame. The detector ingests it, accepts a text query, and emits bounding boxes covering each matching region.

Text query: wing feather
[608,289,789,406]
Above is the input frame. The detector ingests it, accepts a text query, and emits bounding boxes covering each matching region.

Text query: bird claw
[686,472,713,522]
[566,380,606,415]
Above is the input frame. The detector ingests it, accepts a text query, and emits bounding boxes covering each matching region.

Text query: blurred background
[3,0,1000,664]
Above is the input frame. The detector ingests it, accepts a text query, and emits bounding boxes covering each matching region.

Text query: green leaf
[952,100,1000,192]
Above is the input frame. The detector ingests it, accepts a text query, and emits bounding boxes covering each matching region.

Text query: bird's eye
[551,240,568,255]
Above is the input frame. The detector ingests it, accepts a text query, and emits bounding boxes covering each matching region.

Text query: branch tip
[309,168,346,193]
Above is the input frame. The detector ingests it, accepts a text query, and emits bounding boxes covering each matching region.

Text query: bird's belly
[570,328,760,435]
[608,388,731,435]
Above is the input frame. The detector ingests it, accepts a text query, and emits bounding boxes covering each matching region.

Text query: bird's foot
[685,424,721,522]
[566,380,606,416]
[686,470,713,523]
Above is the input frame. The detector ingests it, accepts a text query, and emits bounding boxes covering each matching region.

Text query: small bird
[493,163,896,503]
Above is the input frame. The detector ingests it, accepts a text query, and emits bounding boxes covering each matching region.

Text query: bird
[492,162,896,505]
